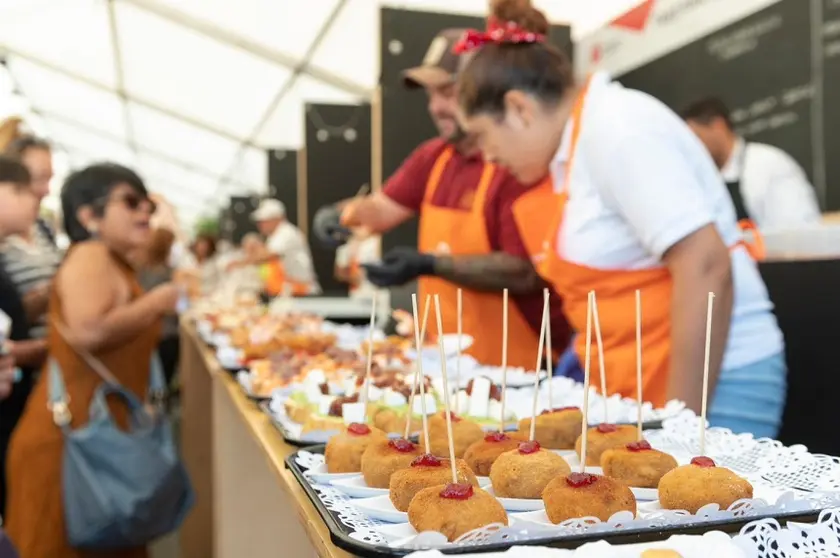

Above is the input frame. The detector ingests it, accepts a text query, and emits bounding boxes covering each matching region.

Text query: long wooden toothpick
[434,295,458,483]
[700,292,715,456]
[579,291,595,473]
[591,292,608,423]
[361,295,378,419]
[455,288,463,415]
[544,288,553,410]
[411,294,432,451]
[405,295,431,439]
[528,293,550,441]
[636,289,644,441]
[499,288,509,433]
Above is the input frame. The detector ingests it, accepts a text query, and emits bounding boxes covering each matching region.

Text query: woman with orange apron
[453,4,786,438]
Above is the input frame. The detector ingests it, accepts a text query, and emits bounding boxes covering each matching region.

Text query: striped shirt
[0,223,62,339]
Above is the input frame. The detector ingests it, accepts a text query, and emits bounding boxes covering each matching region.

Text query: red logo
[610,0,656,32]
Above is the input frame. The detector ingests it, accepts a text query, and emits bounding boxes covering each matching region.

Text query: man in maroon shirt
[312,30,570,367]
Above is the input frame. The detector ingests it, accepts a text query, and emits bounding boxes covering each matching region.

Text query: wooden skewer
[455,288,463,415]
[528,294,550,441]
[411,294,432,451]
[636,289,643,441]
[544,288,553,411]
[579,291,595,473]
[591,291,608,424]
[405,294,432,439]
[499,288,509,433]
[434,294,458,483]
[361,295,377,418]
[700,292,715,456]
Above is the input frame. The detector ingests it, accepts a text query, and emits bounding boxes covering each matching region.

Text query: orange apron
[511,177,560,270]
[347,255,362,294]
[539,79,759,406]
[418,147,541,368]
[261,259,311,296]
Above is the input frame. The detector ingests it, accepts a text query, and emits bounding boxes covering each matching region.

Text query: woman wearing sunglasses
[5,164,179,557]
[453,0,786,438]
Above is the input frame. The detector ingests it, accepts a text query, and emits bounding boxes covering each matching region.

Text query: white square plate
[483,486,545,512]
[330,476,388,498]
[354,494,408,523]
[303,463,360,485]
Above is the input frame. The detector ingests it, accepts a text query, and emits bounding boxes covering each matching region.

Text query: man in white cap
[230,199,321,295]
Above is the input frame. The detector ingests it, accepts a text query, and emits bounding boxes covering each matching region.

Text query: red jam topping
[411,454,442,467]
[541,406,580,415]
[388,438,416,453]
[441,411,462,423]
[626,440,652,452]
[484,432,509,443]
[691,456,716,468]
[597,423,618,433]
[439,483,474,500]
[518,440,541,455]
[347,423,370,436]
[565,472,599,488]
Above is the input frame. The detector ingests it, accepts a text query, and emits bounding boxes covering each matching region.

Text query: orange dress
[4,249,161,558]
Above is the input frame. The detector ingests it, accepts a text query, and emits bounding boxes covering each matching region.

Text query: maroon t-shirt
[383,138,570,353]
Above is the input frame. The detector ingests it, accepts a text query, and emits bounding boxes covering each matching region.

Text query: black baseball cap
[402,29,468,89]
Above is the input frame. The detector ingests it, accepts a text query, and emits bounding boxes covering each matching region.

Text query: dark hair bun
[490,0,549,35]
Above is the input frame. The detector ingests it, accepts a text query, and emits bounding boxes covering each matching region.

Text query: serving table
[179,324,352,558]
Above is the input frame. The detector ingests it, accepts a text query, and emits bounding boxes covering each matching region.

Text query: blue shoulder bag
[47,334,194,549]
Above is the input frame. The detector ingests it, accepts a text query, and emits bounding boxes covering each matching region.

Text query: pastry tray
[284,445,825,557]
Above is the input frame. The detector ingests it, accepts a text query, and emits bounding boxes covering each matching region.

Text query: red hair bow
[453,17,545,54]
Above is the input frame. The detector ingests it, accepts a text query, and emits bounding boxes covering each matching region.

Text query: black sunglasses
[99,192,157,214]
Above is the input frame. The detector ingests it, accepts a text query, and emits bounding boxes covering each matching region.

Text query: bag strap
[47,320,168,426]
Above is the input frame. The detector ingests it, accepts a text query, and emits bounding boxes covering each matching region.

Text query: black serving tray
[285,445,822,557]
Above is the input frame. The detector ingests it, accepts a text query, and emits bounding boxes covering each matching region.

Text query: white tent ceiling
[0,0,641,231]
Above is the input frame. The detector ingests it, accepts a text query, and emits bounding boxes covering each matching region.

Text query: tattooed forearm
[432,253,545,294]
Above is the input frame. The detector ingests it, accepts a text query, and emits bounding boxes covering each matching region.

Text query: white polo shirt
[266,221,322,294]
[721,137,821,232]
[552,72,783,370]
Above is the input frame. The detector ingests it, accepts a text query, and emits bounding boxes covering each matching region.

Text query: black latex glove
[361,247,436,287]
[312,204,352,249]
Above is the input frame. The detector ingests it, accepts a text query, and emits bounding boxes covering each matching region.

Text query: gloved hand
[361,247,436,287]
[312,205,352,248]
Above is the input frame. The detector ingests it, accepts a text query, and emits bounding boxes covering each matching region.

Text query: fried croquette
[658,457,753,514]
[408,483,507,542]
[324,423,387,473]
[422,412,484,458]
[641,551,684,558]
[542,472,636,524]
[360,438,423,488]
[600,441,678,488]
[575,423,637,466]
[489,441,571,499]
[388,455,478,512]
[518,407,582,450]
[463,432,527,476]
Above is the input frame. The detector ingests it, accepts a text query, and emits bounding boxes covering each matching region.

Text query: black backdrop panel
[379,7,573,254]
[267,149,299,227]
[617,0,821,205]
[759,259,840,456]
[225,195,259,245]
[821,0,840,209]
[305,102,372,296]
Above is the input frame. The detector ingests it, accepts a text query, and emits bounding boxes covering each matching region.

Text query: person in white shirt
[681,97,821,232]
[454,0,786,438]
[238,199,321,295]
[334,235,379,299]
